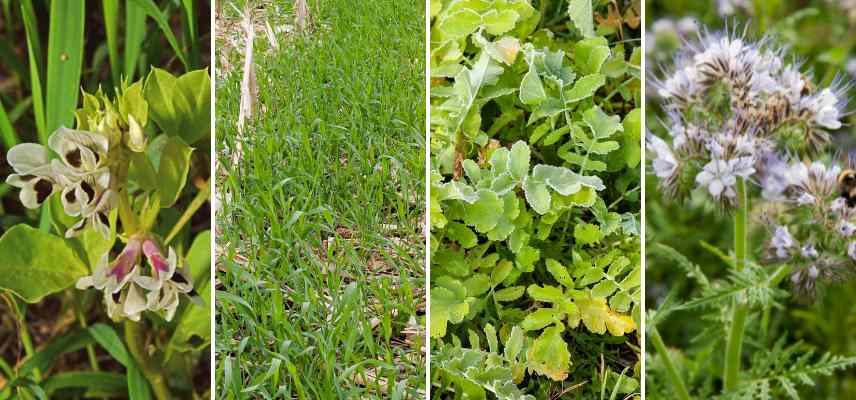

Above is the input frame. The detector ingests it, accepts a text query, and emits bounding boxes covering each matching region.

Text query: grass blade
[127,0,189,70]
[181,0,198,66]
[41,372,127,396]
[45,0,85,134]
[102,0,120,85]
[125,0,147,80]
[0,98,18,149]
[20,0,45,142]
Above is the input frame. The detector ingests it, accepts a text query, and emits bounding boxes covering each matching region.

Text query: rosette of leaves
[431,0,641,395]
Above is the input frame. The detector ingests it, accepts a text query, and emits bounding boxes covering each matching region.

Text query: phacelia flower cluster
[76,236,201,321]
[647,27,847,206]
[760,159,856,299]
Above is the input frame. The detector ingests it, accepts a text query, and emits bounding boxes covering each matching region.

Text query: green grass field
[214,0,425,398]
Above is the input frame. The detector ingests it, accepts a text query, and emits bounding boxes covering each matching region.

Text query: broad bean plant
[0,68,211,399]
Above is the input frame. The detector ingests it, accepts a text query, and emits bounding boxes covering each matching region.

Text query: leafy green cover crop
[429,0,641,396]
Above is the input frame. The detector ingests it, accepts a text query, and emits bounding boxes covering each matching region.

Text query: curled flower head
[762,160,856,301]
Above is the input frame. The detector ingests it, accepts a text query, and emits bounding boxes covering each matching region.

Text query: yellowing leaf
[569,294,636,336]
[527,324,571,380]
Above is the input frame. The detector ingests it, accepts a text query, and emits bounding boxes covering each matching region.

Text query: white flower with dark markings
[48,127,109,176]
[6,127,116,237]
[139,239,200,321]
[5,143,61,209]
[76,237,199,322]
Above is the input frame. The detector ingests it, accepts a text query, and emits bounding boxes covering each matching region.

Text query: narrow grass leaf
[45,0,85,134]
[125,1,147,79]
[20,0,45,142]
[0,98,18,149]
[127,0,189,69]
[102,0,120,84]
[42,372,127,396]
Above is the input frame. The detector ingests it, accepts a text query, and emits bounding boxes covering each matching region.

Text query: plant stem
[650,326,691,400]
[2,293,41,381]
[724,178,748,390]
[165,179,210,245]
[124,321,171,400]
[72,296,100,371]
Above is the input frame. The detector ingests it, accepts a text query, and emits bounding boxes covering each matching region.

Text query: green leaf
[102,0,120,84]
[522,176,551,214]
[21,0,47,142]
[527,284,565,303]
[545,259,574,288]
[155,136,194,207]
[42,372,127,396]
[18,330,93,377]
[483,9,519,35]
[574,223,602,246]
[591,280,619,298]
[463,189,503,232]
[446,222,478,248]
[567,0,594,37]
[494,286,525,302]
[610,290,633,313]
[129,151,158,191]
[45,0,85,135]
[126,0,188,69]
[515,245,541,272]
[431,278,471,337]
[438,9,482,39]
[521,308,563,331]
[564,73,604,103]
[574,37,610,75]
[89,324,131,365]
[124,1,147,79]
[519,66,546,105]
[144,68,211,145]
[0,225,88,303]
[508,141,531,180]
[505,325,524,360]
[532,164,606,194]
[491,260,514,287]
[582,106,623,139]
[464,273,492,297]
[527,324,571,380]
[622,108,642,167]
[169,231,211,351]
